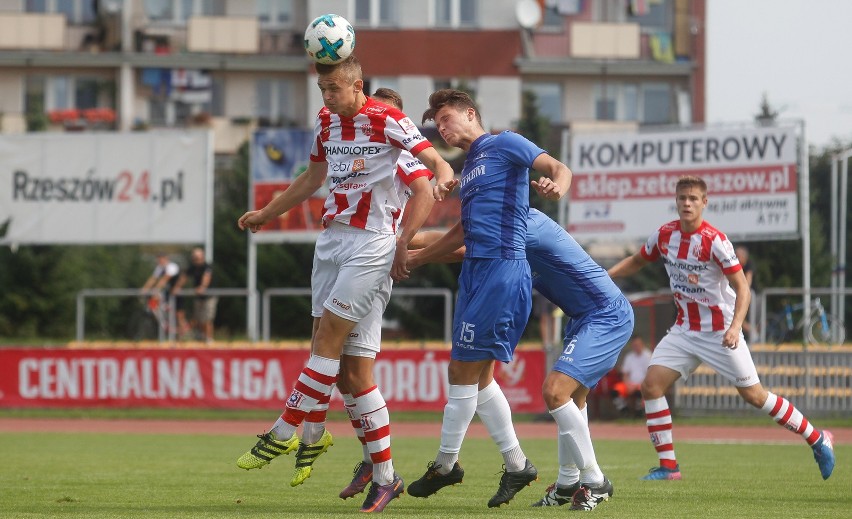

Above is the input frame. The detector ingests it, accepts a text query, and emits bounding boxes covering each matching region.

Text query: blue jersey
[526,209,623,319]
[459,131,544,259]
[524,209,634,387]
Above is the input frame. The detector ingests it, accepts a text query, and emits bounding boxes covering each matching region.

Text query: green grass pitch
[0,431,847,518]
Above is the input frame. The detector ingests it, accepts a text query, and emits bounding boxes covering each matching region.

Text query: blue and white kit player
[405,208,634,511]
[404,89,572,508]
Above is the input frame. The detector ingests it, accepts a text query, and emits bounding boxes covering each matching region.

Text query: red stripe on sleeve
[410,140,432,155]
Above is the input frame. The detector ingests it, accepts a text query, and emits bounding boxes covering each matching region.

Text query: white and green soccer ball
[304,14,356,65]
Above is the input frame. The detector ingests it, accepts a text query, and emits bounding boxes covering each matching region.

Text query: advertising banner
[568,125,799,242]
[0,349,546,413]
[0,131,211,245]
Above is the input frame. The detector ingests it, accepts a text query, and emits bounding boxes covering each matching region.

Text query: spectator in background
[735,246,758,341]
[619,336,651,417]
[172,247,217,343]
[141,252,180,303]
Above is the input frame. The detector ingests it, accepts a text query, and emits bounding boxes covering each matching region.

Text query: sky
[706,0,852,149]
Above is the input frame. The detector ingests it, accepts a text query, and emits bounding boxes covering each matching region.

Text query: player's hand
[531,176,563,200]
[390,245,410,282]
[238,210,266,233]
[721,327,740,349]
[433,179,459,201]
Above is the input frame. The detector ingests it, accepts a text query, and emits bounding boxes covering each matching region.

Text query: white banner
[0,131,212,245]
[568,125,800,242]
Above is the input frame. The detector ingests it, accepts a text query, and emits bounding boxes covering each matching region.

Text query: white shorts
[341,276,392,356]
[312,221,395,322]
[651,328,760,387]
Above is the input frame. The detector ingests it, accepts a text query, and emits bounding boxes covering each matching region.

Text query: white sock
[476,380,526,472]
[551,399,604,485]
[435,384,478,474]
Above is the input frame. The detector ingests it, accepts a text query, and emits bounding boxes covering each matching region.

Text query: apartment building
[0,0,704,153]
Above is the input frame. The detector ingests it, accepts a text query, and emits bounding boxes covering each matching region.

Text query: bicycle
[126,294,176,341]
[765,297,846,345]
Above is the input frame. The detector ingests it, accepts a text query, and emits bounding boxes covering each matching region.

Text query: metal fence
[676,347,852,416]
[75,288,255,342]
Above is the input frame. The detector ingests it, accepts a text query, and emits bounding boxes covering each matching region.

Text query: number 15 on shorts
[460,322,475,343]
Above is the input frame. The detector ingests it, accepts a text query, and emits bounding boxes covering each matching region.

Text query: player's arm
[722,269,751,349]
[171,272,188,295]
[408,222,465,269]
[607,252,650,278]
[140,274,158,293]
[409,229,466,263]
[415,147,459,200]
[238,161,328,232]
[197,269,212,294]
[391,176,435,281]
[530,153,572,201]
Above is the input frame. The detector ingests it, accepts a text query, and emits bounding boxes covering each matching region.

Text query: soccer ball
[304,14,355,65]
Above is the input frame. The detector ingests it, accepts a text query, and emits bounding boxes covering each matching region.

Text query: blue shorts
[452,258,532,363]
[552,294,634,388]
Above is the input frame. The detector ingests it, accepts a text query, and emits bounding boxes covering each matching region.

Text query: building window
[593,83,618,121]
[146,0,226,24]
[44,76,102,110]
[593,82,673,124]
[256,78,295,126]
[524,82,562,123]
[364,77,399,98]
[257,0,292,26]
[435,0,477,27]
[627,0,672,31]
[641,83,672,124]
[353,0,398,27]
[26,0,96,24]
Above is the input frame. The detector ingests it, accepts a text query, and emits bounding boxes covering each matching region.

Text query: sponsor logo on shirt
[402,134,424,145]
[663,257,709,272]
[461,165,485,187]
[360,124,374,137]
[472,151,488,161]
[353,159,365,172]
[399,117,417,133]
[332,298,351,311]
[365,106,387,115]
[688,273,699,284]
[323,145,383,155]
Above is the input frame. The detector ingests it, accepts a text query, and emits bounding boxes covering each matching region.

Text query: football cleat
[569,477,614,511]
[290,429,334,487]
[641,465,682,480]
[340,461,374,499]
[407,461,464,498]
[236,431,298,470]
[812,430,835,480]
[487,459,538,508]
[530,481,580,507]
[360,473,404,513]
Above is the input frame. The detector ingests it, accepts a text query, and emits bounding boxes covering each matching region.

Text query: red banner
[0,349,546,413]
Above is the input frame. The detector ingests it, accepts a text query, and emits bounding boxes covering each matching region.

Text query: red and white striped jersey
[310,97,433,234]
[640,220,742,332]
